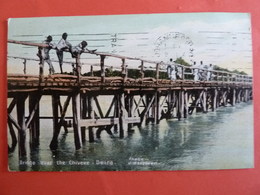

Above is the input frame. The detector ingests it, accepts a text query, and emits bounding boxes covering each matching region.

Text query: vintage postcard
[7,13,253,171]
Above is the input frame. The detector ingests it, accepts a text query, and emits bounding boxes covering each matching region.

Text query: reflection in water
[8,102,253,171]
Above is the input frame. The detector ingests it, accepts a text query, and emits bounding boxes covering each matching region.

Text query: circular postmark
[154,32,194,62]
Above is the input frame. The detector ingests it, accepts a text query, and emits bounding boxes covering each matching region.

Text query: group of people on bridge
[38,32,96,75]
[167,59,214,81]
[40,33,214,82]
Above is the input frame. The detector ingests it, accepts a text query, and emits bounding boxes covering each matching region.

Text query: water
[8,101,254,171]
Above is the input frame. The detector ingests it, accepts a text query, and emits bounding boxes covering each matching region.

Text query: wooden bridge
[7,40,253,157]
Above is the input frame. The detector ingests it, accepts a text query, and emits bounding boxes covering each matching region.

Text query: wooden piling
[29,94,40,148]
[184,91,189,118]
[50,94,60,150]
[119,92,126,138]
[8,120,17,152]
[88,96,95,142]
[154,91,160,124]
[81,95,87,143]
[212,88,218,111]
[72,92,82,149]
[202,89,207,113]
[16,94,27,157]
[113,94,119,133]
[231,88,236,106]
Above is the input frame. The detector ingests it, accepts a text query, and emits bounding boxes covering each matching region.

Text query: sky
[7,12,253,75]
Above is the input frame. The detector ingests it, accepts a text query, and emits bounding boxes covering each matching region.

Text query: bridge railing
[8,39,252,84]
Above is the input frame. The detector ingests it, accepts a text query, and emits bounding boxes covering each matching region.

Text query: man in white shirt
[70,41,97,58]
[192,61,200,81]
[167,58,176,80]
[207,64,213,81]
[56,32,72,73]
[37,35,55,75]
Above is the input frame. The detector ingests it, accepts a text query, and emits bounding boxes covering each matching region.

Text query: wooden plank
[80,117,140,127]
[93,96,104,118]
[105,96,115,117]
[8,98,17,114]
[57,95,71,134]
[140,94,155,125]
[133,96,142,116]
[8,39,48,47]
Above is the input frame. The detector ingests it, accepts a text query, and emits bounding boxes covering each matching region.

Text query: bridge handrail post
[23,59,27,75]
[37,47,44,83]
[156,63,160,83]
[90,65,94,76]
[121,58,127,82]
[181,66,185,80]
[100,55,106,83]
[75,54,82,84]
[140,60,144,81]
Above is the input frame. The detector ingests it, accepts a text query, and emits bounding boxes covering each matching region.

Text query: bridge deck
[8,74,252,95]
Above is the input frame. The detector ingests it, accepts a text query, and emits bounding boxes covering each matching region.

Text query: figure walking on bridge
[167,58,176,80]
[37,35,55,75]
[207,64,213,81]
[192,61,200,81]
[56,33,72,73]
[199,61,205,81]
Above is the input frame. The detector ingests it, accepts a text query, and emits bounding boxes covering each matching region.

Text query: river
[8,100,253,171]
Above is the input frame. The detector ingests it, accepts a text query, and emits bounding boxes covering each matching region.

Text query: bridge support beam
[72,92,82,150]
[17,94,27,157]
[119,93,126,138]
[29,94,40,149]
[50,94,61,150]
[88,96,95,143]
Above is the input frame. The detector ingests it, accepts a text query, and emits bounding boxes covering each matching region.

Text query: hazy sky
[7,13,253,75]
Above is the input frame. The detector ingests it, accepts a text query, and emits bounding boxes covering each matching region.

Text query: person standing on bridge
[56,32,72,73]
[37,35,55,75]
[167,58,176,80]
[206,64,213,81]
[199,61,205,81]
[70,40,97,58]
[192,61,200,81]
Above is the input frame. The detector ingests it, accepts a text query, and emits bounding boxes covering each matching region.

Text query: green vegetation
[213,65,247,75]
[174,57,191,67]
[79,58,247,79]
